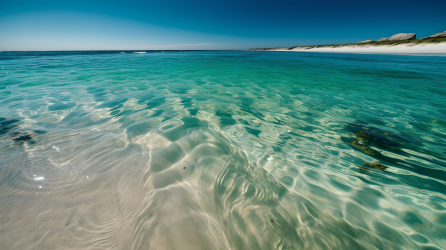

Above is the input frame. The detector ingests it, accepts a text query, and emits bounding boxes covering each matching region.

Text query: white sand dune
[276,42,446,54]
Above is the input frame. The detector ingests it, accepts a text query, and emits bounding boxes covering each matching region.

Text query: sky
[1,0,445,51]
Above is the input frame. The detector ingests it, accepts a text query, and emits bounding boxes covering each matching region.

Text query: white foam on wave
[134,52,146,54]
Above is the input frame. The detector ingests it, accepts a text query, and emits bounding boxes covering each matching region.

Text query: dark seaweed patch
[362,161,388,171]
[13,134,33,142]
[246,127,261,137]
[341,137,382,156]
[343,121,446,183]
[346,121,420,147]
[356,130,399,147]
[0,118,45,144]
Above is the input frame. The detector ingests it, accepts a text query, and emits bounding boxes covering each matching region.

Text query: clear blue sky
[1,0,445,51]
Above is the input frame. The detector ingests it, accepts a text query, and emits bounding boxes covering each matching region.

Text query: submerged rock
[378,33,416,42]
[341,137,382,156]
[364,161,388,171]
[421,31,446,39]
[356,131,399,147]
[351,139,382,156]
[359,161,388,172]
[346,122,400,147]
[341,121,411,158]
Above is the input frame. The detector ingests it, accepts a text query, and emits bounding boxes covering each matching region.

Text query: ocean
[1,50,445,249]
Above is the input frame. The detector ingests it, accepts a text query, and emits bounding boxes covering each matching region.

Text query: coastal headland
[248,31,446,53]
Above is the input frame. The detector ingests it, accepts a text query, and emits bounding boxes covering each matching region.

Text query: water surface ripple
[1,51,446,250]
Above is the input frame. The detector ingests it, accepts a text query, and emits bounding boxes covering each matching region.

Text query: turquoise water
[1,51,446,249]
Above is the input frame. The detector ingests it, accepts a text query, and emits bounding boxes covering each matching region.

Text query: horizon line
[0,49,246,52]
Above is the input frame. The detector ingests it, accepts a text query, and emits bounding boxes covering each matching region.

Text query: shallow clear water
[1,51,446,250]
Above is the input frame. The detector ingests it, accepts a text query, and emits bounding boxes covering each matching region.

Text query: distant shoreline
[248,34,446,54]
[272,43,446,54]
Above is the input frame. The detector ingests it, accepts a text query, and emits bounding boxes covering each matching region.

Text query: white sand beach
[276,42,446,54]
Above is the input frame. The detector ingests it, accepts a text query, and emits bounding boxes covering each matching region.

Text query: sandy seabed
[1,51,446,250]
